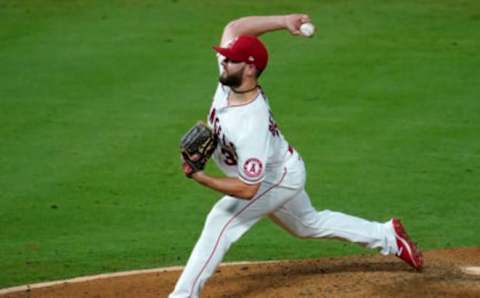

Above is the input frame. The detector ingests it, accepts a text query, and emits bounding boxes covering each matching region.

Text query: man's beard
[219,70,243,88]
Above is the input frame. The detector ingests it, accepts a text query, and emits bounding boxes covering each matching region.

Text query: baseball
[300,22,315,37]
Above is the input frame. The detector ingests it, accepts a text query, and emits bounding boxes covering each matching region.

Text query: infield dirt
[1,247,479,298]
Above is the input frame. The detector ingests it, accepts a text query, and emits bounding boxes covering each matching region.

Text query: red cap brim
[213,46,244,62]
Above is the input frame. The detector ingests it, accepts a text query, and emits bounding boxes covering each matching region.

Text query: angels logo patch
[243,158,263,178]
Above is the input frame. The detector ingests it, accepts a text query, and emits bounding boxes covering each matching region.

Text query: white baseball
[300,22,315,37]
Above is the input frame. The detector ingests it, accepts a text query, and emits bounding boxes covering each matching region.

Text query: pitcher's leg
[270,190,398,255]
[169,196,261,298]
[170,182,301,298]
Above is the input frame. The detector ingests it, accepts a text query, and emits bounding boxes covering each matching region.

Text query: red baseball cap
[213,35,269,71]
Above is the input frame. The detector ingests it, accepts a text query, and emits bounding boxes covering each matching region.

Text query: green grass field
[1,0,479,289]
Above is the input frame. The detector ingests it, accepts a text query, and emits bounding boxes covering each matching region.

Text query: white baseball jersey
[207,84,290,185]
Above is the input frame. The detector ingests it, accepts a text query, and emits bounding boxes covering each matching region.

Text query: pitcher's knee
[289,211,339,239]
[287,220,325,238]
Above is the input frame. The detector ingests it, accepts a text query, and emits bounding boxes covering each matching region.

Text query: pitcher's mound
[2,248,479,298]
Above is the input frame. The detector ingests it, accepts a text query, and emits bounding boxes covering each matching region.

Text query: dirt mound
[2,248,479,298]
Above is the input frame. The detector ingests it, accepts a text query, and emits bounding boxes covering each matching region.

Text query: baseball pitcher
[171,14,423,298]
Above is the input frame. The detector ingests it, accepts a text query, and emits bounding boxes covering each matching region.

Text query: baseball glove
[180,122,217,177]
